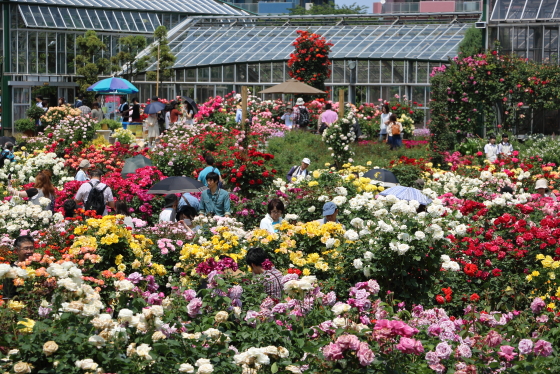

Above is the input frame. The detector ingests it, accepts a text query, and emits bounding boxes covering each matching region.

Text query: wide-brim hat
[296,98,305,105]
[535,179,548,190]
[79,159,90,168]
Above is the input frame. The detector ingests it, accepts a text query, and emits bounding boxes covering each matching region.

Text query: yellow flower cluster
[528,254,560,309]
[343,174,385,193]
[536,254,560,269]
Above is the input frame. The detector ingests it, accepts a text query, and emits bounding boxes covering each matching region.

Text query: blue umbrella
[87,77,138,94]
[379,186,432,205]
[143,101,166,114]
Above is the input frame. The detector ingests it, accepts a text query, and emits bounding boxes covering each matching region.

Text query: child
[281,107,294,129]
[484,135,498,162]
[498,133,514,158]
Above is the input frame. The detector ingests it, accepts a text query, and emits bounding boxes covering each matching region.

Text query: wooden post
[338,89,345,119]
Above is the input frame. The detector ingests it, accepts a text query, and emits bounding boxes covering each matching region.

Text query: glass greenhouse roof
[12,0,247,15]
[165,23,470,68]
[491,0,560,21]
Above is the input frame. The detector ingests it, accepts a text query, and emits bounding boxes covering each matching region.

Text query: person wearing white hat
[75,159,91,182]
[535,178,556,200]
[286,158,311,183]
[293,98,310,130]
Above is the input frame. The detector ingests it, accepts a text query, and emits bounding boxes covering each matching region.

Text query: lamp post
[347,60,356,105]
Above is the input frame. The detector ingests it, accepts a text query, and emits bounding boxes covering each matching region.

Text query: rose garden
[3,33,560,374]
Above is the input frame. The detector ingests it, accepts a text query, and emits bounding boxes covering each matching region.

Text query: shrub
[14,118,36,133]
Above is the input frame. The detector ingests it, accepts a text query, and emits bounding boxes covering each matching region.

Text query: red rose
[464,263,478,277]
[436,295,445,304]
[47,133,53,138]
[492,268,502,277]
[470,293,480,302]
[257,179,263,184]
[249,180,255,185]
[445,294,452,303]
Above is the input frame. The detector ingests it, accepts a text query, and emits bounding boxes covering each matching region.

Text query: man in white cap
[75,159,91,181]
[286,158,311,183]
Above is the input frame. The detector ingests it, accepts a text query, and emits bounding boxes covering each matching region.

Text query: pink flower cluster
[322,334,375,366]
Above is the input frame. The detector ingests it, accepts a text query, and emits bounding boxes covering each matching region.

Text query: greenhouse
[133,12,480,123]
[1,0,247,133]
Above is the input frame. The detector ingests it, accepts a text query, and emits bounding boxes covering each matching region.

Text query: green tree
[458,26,483,58]
[74,30,110,97]
[288,30,333,93]
[111,36,150,82]
[146,26,176,98]
[289,1,367,15]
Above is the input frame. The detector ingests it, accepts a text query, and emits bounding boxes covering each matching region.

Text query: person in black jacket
[118,96,129,122]
[286,158,310,183]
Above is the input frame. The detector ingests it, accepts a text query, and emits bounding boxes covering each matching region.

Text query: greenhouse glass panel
[19,5,36,27]
[185,69,196,82]
[49,7,65,28]
[114,11,129,31]
[211,66,222,82]
[30,5,46,27]
[491,0,514,20]
[98,11,110,30]
[272,62,284,82]
[539,0,558,18]
[260,63,271,83]
[89,10,102,29]
[105,11,119,30]
[198,67,210,82]
[133,12,146,32]
[248,64,259,83]
[369,60,380,84]
[357,61,368,84]
[77,8,93,29]
[224,65,234,82]
[68,8,83,29]
[507,0,526,20]
[332,61,345,83]
[417,62,429,84]
[522,0,543,19]
[381,61,392,83]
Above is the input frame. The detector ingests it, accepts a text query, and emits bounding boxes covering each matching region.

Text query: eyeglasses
[18,246,34,251]
[270,210,282,214]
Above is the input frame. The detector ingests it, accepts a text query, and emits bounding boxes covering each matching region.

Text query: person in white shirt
[159,194,178,222]
[75,159,91,181]
[498,134,514,158]
[260,199,284,234]
[484,135,498,162]
[74,169,115,216]
[380,104,391,143]
[281,107,294,129]
[286,158,310,183]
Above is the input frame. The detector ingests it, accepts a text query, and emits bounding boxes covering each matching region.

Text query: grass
[268,131,431,176]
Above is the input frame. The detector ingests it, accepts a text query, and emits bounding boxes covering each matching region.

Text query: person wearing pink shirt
[318,103,338,134]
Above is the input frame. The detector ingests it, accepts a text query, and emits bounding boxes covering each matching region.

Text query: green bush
[26,105,45,120]
[98,119,122,131]
[14,118,36,133]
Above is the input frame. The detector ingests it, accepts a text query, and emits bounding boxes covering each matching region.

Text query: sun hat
[322,201,337,216]
[296,98,305,105]
[302,158,311,165]
[164,194,178,208]
[535,179,548,190]
[79,160,91,168]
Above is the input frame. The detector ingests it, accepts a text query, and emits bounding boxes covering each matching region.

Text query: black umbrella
[181,97,199,115]
[0,137,16,148]
[363,168,399,187]
[143,101,166,114]
[147,176,207,194]
[121,155,152,178]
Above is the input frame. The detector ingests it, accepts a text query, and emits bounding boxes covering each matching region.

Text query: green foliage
[14,118,36,133]
[98,119,122,131]
[389,163,424,187]
[74,31,110,97]
[458,26,483,58]
[25,105,45,121]
[111,36,150,82]
[146,26,176,98]
[289,1,367,15]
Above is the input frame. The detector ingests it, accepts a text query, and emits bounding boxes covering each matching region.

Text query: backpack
[297,107,310,127]
[391,122,401,136]
[84,182,108,216]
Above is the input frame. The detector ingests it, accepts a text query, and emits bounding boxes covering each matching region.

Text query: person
[245,247,283,299]
[9,171,56,211]
[35,95,44,109]
[2,235,35,300]
[75,159,91,181]
[79,100,92,117]
[379,104,391,142]
[316,202,340,225]
[130,98,141,122]
[42,99,49,112]
[91,102,103,122]
[1,142,16,164]
[58,97,66,106]
[160,194,178,222]
[260,199,284,234]
[286,158,310,183]
[169,101,181,124]
[199,172,231,217]
[118,96,129,122]
[63,199,77,218]
[75,95,83,108]
[176,205,199,233]
[197,155,222,187]
[74,169,115,216]
[235,105,243,124]
[498,134,514,158]
[293,98,310,130]
[281,107,294,129]
[484,135,498,162]
[184,102,195,125]
[93,94,102,108]
[115,201,134,228]
[177,192,200,212]
[318,102,338,134]
[386,114,403,150]
[145,113,159,147]
[164,107,171,130]
[535,179,556,200]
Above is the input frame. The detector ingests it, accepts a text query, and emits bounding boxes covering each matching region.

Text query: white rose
[88,335,106,348]
[353,259,363,269]
[13,362,33,373]
[197,364,214,374]
[75,359,98,371]
[332,303,351,315]
[115,280,134,292]
[118,308,133,322]
[214,311,229,324]
[136,344,152,360]
[150,305,164,317]
[363,251,373,261]
[43,341,58,356]
[195,358,211,367]
[179,363,195,373]
[307,206,316,213]
[414,231,426,240]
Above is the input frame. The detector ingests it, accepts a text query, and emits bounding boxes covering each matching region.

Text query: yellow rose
[18,319,35,334]
[302,268,311,276]
[378,186,385,192]
[532,271,540,277]
[13,362,33,374]
[214,311,229,324]
[7,300,25,312]
[312,170,321,179]
[43,341,59,356]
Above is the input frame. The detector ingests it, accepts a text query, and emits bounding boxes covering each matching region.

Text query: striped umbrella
[87,77,139,94]
[378,186,432,205]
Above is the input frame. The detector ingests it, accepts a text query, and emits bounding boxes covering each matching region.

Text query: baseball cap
[302,158,311,165]
[322,201,337,216]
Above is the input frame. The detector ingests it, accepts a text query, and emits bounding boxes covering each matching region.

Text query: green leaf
[271,362,278,373]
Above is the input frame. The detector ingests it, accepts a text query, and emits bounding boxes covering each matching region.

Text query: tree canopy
[289,1,368,15]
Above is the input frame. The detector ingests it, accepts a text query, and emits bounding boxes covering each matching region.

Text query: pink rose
[322,343,344,361]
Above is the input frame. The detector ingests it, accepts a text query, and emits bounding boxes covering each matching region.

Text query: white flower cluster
[0,263,29,280]
[75,358,102,372]
[0,152,71,186]
[283,275,317,296]
[118,305,164,333]
[331,302,351,315]
[0,200,63,234]
[441,255,460,272]
[233,346,289,372]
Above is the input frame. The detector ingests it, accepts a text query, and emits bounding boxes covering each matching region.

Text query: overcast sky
[336,0,377,13]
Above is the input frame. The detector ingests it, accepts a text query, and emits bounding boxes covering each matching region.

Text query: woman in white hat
[293,98,309,130]
[535,178,556,200]
[75,160,91,182]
